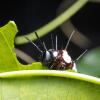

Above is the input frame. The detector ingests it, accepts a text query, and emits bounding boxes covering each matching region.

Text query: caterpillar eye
[42,51,54,67]
[43,51,51,61]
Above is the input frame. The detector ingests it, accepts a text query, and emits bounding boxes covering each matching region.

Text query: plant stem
[15,48,35,63]
[15,0,88,45]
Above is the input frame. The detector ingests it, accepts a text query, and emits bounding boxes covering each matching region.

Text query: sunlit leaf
[0,21,44,72]
[0,70,99,100]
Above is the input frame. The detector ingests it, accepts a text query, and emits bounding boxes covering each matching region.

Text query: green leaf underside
[0,75,99,100]
[0,70,99,100]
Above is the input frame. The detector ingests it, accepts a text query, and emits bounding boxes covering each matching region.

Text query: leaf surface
[0,21,44,72]
[0,70,100,100]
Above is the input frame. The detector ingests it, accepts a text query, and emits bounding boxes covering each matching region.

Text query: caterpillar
[25,31,87,71]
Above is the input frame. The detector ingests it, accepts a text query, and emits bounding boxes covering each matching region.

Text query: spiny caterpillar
[25,31,87,72]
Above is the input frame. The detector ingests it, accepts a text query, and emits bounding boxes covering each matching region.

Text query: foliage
[0,21,99,100]
[77,47,100,77]
[0,21,45,72]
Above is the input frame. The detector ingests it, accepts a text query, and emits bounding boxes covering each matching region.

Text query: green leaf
[77,47,100,77]
[0,21,45,72]
[0,21,19,71]
[0,21,100,99]
[0,70,100,100]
